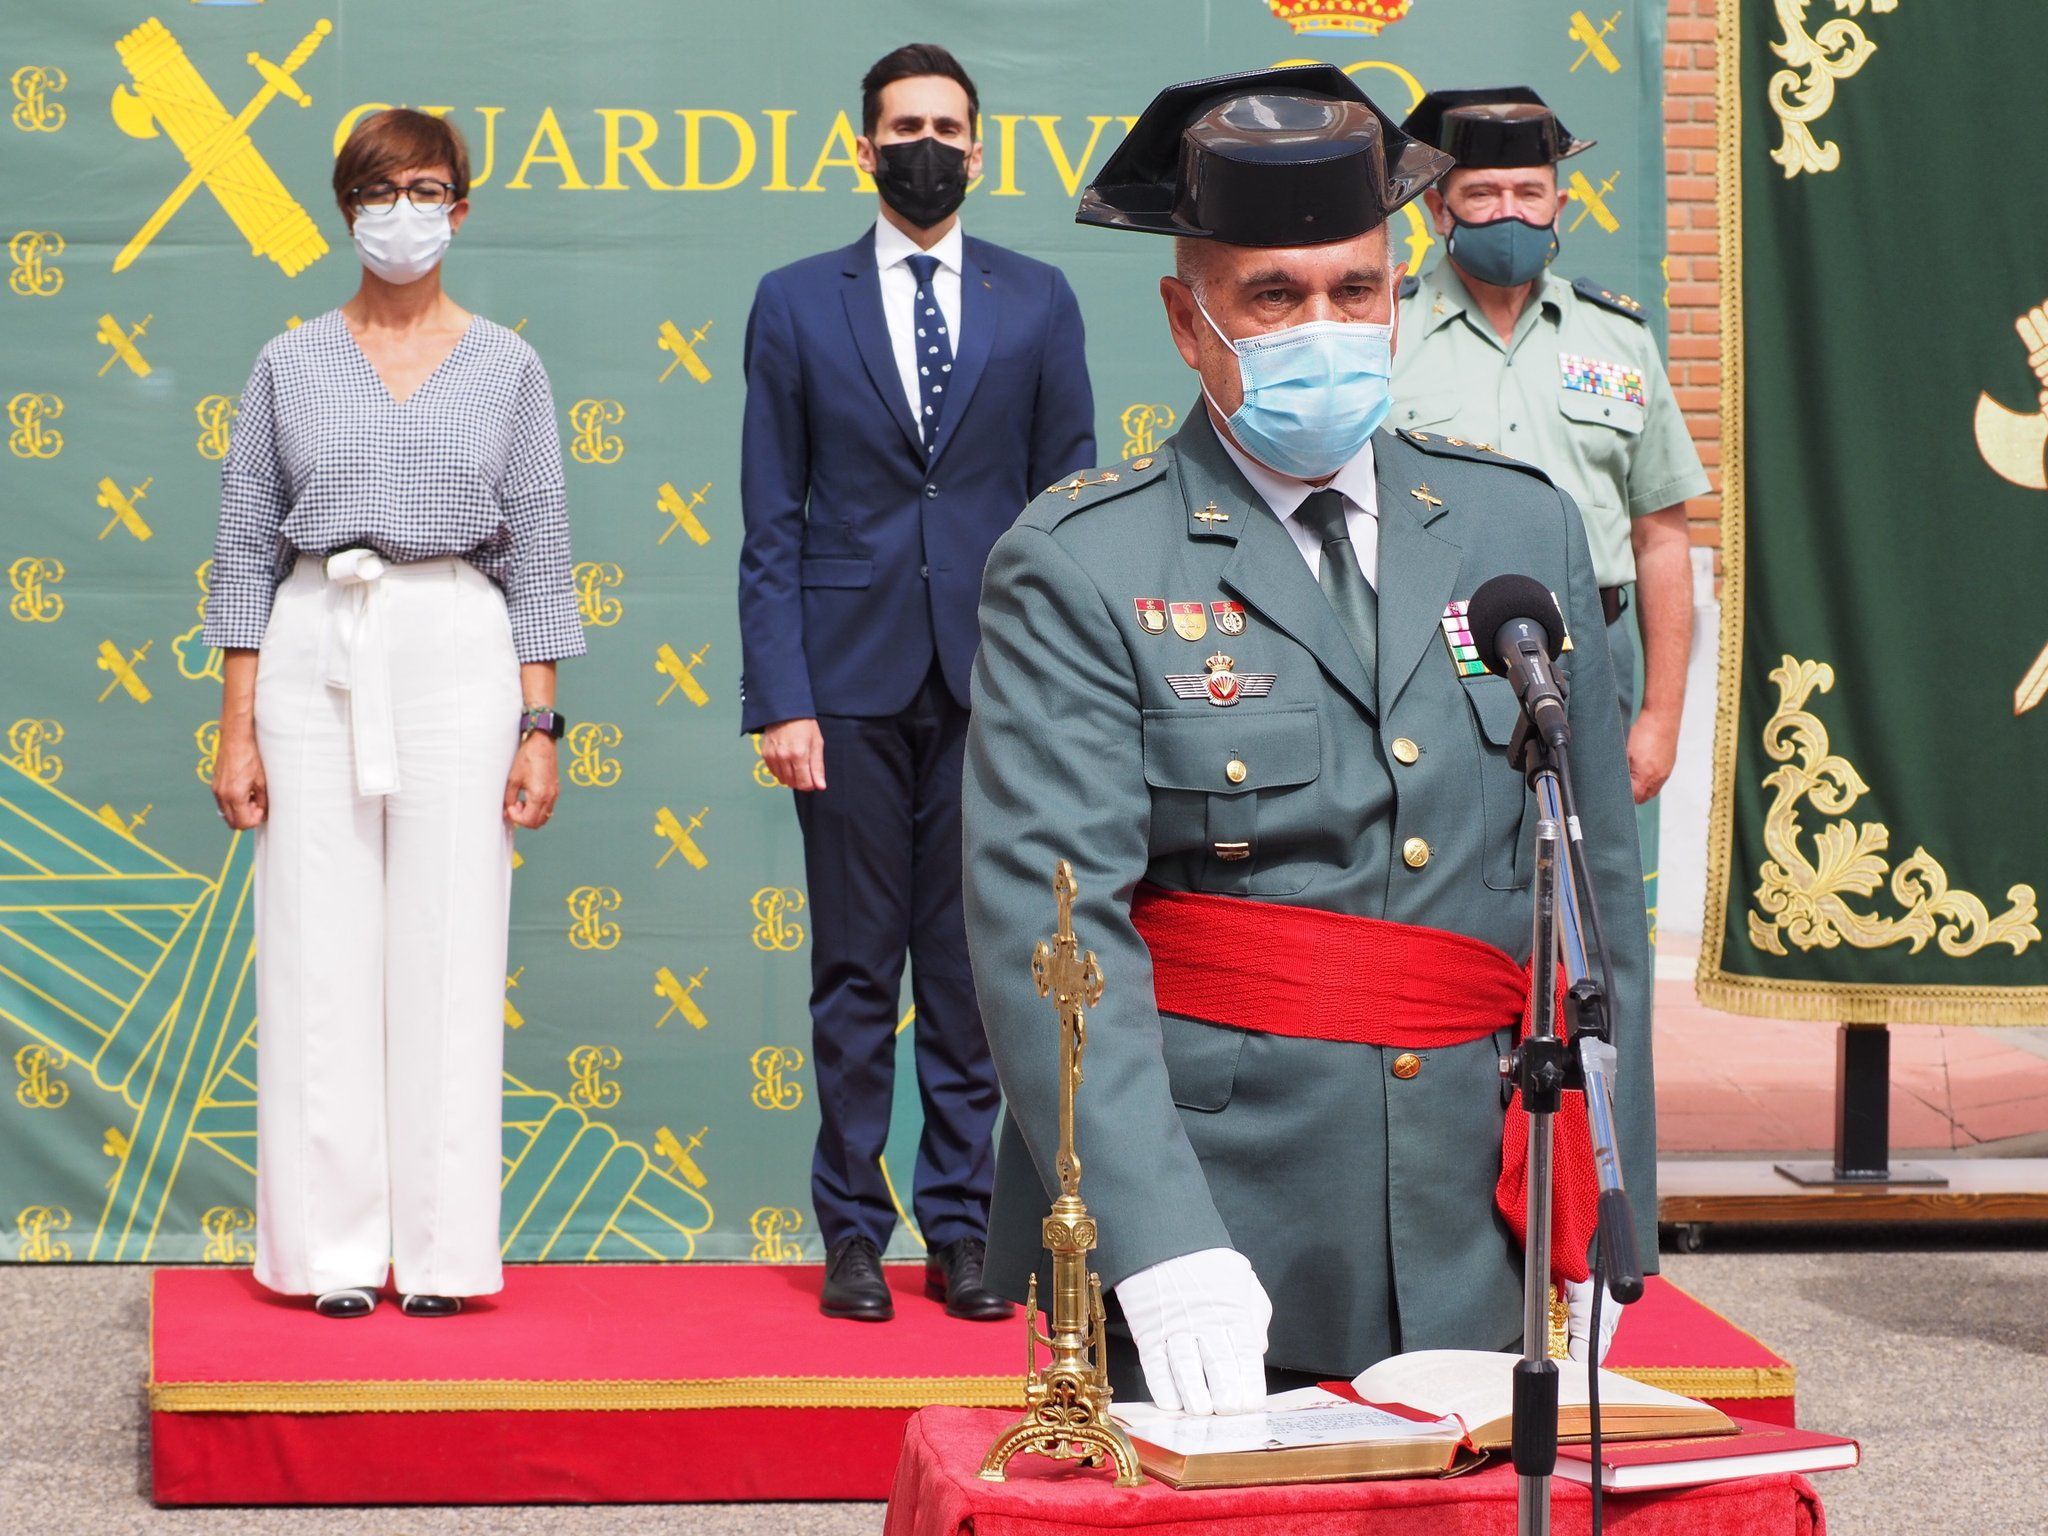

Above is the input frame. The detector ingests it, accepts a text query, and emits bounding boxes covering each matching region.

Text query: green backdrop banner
[1701,1,2048,1023]
[2,1,1667,1263]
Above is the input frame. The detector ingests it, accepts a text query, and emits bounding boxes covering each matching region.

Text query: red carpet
[149,1264,1795,1505]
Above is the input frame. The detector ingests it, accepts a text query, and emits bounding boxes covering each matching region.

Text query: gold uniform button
[1225,758,1248,785]
[1391,737,1420,765]
[1392,1052,1423,1080]
[1403,836,1432,869]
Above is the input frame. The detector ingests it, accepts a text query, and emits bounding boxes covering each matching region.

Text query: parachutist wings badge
[1167,652,1276,707]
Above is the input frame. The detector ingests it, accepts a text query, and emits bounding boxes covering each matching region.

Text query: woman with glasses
[202,108,583,1319]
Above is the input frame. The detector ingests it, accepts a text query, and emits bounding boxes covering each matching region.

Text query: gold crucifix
[1033,860,1104,1199]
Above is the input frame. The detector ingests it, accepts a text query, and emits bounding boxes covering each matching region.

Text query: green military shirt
[1393,263,1709,590]
[963,408,1655,1377]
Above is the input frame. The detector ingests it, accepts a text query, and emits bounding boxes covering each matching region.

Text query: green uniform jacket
[963,407,1655,1376]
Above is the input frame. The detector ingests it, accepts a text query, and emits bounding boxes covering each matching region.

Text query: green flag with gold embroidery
[1702,0,2048,1022]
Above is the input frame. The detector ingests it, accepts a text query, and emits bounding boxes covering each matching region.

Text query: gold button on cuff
[1226,758,1248,785]
[1403,837,1432,869]
[1391,737,1420,765]
[1392,1052,1422,1080]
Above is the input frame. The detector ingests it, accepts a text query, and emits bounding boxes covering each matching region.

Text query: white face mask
[351,200,454,285]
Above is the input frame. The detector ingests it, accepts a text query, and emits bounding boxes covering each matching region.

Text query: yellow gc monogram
[10,66,65,132]
[1120,402,1178,458]
[748,1206,805,1262]
[750,887,807,952]
[8,557,63,622]
[573,561,626,627]
[565,721,623,788]
[14,1206,72,1262]
[8,231,63,296]
[566,885,624,950]
[194,720,220,785]
[14,1045,69,1109]
[7,719,63,784]
[8,392,62,458]
[200,1206,256,1263]
[569,399,626,464]
[194,395,236,460]
[749,1046,806,1111]
[566,1044,623,1110]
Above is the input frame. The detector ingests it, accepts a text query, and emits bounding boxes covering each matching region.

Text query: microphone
[1466,574,1570,749]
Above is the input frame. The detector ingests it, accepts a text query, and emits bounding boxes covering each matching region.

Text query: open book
[1351,1349,1737,1450]
[1113,1387,1468,1489]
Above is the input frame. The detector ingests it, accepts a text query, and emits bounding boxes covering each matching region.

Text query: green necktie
[1296,488,1377,683]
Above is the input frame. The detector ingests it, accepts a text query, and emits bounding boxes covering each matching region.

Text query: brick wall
[1665,0,1722,566]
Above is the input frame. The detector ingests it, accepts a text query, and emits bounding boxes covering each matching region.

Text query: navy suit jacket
[738,227,1095,732]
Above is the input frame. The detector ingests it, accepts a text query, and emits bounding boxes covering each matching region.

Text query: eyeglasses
[350,180,459,215]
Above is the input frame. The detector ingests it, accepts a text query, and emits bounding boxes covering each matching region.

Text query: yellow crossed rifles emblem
[653,964,709,1030]
[653,806,709,870]
[8,558,64,623]
[654,1126,711,1189]
[10,66,66,132]
[1566,168,1621,235]
[96,477,154,542]
[95,640,152,704]
[656,481,712,546]
[110,18,332,276]
[654,641,711,706]
[656,319,714,384]
[10,231,65,296]
[1568,9,1623,73]
[96,314,152,378]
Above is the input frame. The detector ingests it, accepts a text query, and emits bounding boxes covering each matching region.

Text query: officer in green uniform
[1392,88,1708,813]
[963,67,1654,1416]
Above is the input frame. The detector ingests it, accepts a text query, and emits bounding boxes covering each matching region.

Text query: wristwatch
[519,707,567,740]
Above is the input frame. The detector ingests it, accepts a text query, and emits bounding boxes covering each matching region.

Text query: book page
[1115,1388,1464,1458]
[1352,1349,1713,1426]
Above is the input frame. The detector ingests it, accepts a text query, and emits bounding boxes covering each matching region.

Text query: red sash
[1130,883,1597,1283]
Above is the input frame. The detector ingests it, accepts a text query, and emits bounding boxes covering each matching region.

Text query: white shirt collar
[874,217,964,275]
[1213,416,1380,525]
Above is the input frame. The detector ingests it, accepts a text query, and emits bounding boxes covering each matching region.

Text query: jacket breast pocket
[1142,706,1321,896]
[799,556,873,589]
[1462,677,1535,891]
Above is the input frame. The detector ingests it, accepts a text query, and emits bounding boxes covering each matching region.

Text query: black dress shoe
[820,1236,894,1322]
[314,1287,378,1318]
[400,1293,463,1318]
[925,1238,1015,1322]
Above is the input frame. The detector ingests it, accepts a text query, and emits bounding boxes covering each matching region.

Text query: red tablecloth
[884,1408,1827,1536]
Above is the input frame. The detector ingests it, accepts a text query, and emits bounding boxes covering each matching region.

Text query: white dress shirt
[875,219,964,439]
[1215,423,1381,590]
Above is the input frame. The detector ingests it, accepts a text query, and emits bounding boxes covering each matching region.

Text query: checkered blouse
[202,310,585,663]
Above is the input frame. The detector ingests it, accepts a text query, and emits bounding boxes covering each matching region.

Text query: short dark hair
[333,108,470,212]
[861,43,979,139]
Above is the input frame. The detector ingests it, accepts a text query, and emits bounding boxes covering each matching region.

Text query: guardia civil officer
[1393,88,1709,805]
[963,67,1654,1414]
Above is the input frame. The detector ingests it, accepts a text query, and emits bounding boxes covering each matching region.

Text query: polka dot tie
[906,252,952,456]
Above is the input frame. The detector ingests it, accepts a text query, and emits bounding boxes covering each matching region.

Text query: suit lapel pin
[1133,598,1167,635]
[1194,501,1230,524]
[1210,601,1246,637]
[1411,484,1444,509]
[1168,601,1207,641]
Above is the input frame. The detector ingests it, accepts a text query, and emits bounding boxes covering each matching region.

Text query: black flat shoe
[314,1287,378,1318]
[400,1293,463,1318]
[924,1238,1015,1322]
[820,1236,894,1322]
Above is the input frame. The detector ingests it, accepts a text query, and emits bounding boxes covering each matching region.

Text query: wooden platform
[1659,1158,2048,1243]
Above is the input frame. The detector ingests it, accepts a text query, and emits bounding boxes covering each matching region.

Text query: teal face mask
[1446,213,1560,287]
[1198,300,1395,480]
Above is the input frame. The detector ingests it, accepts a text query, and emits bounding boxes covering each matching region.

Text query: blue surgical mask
[1199,300,1395,480]
[1446,214,1559,288]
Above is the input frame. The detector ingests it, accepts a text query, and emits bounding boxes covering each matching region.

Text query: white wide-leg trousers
[252,554,521,1297]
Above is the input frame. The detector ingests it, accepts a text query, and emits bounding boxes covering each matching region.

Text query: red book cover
[1557,1415,1859,1491]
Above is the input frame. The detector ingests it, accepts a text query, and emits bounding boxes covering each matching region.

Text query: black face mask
[872,136,969,228]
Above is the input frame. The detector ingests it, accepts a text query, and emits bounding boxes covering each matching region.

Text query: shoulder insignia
[1572,276,1648,323]
[1395,428,1557,489]
[1023,448,1172,526]
[1398,273,1420,300]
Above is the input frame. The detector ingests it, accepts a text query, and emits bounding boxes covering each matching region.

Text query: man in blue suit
[739,42,1095,1323]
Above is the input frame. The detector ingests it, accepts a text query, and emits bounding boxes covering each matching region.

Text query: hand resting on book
[1115,1247,1272,1415]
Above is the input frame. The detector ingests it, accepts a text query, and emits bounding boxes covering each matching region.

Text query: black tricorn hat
[1400,86,1594,168]
[1077,64,1452,246]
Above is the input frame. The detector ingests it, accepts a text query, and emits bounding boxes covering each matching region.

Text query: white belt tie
[320,549,398,797]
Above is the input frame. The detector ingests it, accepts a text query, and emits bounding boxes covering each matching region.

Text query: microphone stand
[1504,713,1644,1536]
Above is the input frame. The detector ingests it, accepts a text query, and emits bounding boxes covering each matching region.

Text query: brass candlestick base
[978,862,1142,1488]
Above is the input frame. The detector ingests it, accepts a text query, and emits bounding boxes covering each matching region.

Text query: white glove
[1115,1247,1271,1415]
[1564,1276,1622,1365]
